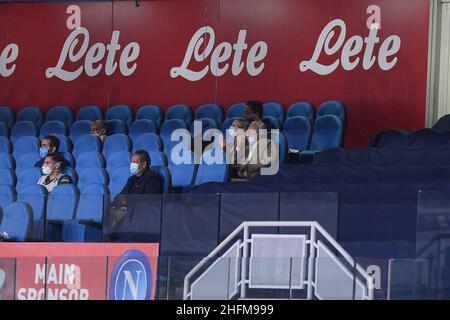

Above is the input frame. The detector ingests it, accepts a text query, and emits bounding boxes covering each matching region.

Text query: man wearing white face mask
[36,153,72,192]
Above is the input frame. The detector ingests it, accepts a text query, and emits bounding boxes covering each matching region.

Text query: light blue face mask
[130,162,140,175]
[39,147,49,158]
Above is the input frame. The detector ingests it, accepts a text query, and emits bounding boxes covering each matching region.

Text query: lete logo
[109,250,152,300]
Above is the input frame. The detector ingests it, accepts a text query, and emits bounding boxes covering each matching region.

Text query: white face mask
[130,162,140,175]
[42,165,52,175]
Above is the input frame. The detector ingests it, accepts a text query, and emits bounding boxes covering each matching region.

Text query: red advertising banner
[0,243,159,300]
[0,0,430,147]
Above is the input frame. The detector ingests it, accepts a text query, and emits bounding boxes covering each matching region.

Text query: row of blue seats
[0,100,345,130]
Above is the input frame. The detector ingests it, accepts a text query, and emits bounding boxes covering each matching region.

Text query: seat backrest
[76,105,103,121]
[12,136,40,157]
[283,116,313,151]
[129,119,158,140]
[15,152,40,171]
[263,102,285,124]
[310,115,343,151]
[0,185,16,212]
[0,122,9,138]
[317,100,346,124]
[0,136,11,154]
[0,106,15,128]
[0,168,16,186]
[109,166,131,199]
[132,133,162,152]
[103,134,131,158]
[168,151,197,187]
[166,104,193,127]
[77,167,108,191]
[46,106,74,129]
[46,184,78,221]
[0,202,33,241]
[17,184,47,220]
[106,119,128,135]
[194,150,229,185]
[75,151,105,170]
[61,152,75,168]
[16,167,41,191]
[62,167,78,185]
[0,154,14,169]
[75,184,108,222]
[150,165,170,193]
[160,119,189,146]
[106,105,134,127]
[73,134,102,157]
[106,151,131,170]
[39,120,68,139]
[162,128,190,159]
[195,104,224,125]
[18,106,44,128]
[287,102,315,123]
[11,121,38,143]
[52,134,72,152]
[69,120,92,143]
[190,118,218,137]
[149,150,167,167]
[263,116,282,130]
[227,103,246,118]
[137,105,164,128]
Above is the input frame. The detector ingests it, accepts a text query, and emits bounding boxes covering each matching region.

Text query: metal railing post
[307,225,316,300]
[240,224,249,299]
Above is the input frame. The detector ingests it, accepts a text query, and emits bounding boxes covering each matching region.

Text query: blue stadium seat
[149,150,167,167]
[263,116,282,130]
[287,102,315,123]
[190,118,218,138]
[53,134,72,153]
[77,167,108,191]
[46,106,74,129]
[162,128,190,159]
[166,104,193,127]
[46,184,78,241]
[76,105,103,121]
[195,104,224,125]
[15,152,40,171]
[0,185,16,214]
[63,184,108,242]
[263,102,285,125]
[62,167,78,185]
[226,103,246,118]
[103,134,131,159]
[18,106,44,128]
[17,185,47,241]
[137,105,164,128]
[61,152,75,168]
[132,133,162,152]
[168,151,197,187]
[72,134,102,158]
[150,165,170,193]
[283,116,313,152]
[75,151,105,170]
[16,167,41,191]
[194,150,229,185]
[106,105,134,128]
[270,131,287,164]
[109,166,130,200]
[0,202,33,241]
[69,120,92,143]
[317,100,346,125]
[0,137,11,154]
[129,119,158,140]
[12,136,40,157]
[0,106,15,128]
[39,120,68,139]
[106,151,131,170]
[106,119,128,135]
[0,169,16,187]
[308,115,343,152]
[0,154,14,169]
[11,121,38,143]
[0,122,9,138]
[160,119,189,147]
